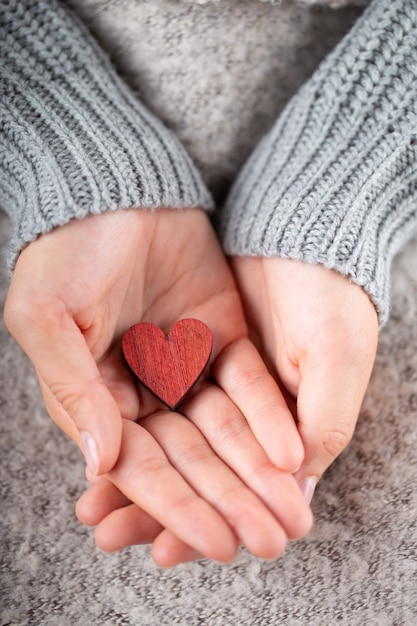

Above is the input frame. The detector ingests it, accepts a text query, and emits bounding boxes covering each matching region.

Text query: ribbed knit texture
[0,0,213,269]
[221,0,417,325]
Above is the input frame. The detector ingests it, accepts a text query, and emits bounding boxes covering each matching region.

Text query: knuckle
[217,484,251,520]
[48,377,99,420]
[246,460,276,487]
[228,367,269,397]
[49,382,84,418]
[210,414,249,448]
[125,452,168,482]
[223,367,284,419]
[322,425,353,461]
[248,398,282,422]
[168,494,201,519]
[174,442,213,470]
[221,483,248,502]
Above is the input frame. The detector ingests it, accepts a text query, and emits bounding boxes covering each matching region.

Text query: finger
[213,338,304,473]
[5,293,122,475]
[94,505,202,565]
[76,480,132,527]
[183,385,313,540]
[151,530,204,567]
[294,337,377,499]
[94,503,164,552]
[107,419,238,564]
[78,480,203,563]
[143,412,289,559]
[96,346,141,422]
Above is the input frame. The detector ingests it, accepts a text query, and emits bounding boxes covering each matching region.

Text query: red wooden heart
[122,319,213,410]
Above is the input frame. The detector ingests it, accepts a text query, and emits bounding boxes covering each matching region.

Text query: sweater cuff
[221,0,417,326]
[0,0,213,270]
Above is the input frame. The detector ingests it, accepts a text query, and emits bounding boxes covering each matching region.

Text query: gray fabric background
[1,212,417,625]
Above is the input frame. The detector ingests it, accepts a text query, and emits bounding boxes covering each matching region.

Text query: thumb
[5,303,122,476]
[294,343,375,503]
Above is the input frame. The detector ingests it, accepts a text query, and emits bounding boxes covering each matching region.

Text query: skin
[231,257,379,489]
[4,208,312,565]
[76,254,378,567]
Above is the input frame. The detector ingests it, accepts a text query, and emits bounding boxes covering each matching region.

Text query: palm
[69,208,244,349]
[7,208,244,433]
[231,256,379,483]
[54,208,245,424]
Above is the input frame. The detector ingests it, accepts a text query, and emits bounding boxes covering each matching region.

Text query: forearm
[221,0,417,326]
[0,0,213,270]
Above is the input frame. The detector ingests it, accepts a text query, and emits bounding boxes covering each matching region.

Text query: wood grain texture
[122,319,213,410]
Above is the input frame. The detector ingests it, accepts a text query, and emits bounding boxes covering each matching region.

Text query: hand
[76,403,312,566]
[5,209,312,563]
[78,475,203,566]
[230,257,379,501]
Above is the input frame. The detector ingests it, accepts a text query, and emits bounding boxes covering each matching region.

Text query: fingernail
[80,432,99,476]
[298,477,317,505]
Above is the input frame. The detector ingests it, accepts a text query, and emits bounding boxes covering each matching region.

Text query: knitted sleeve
[220,0,417,326]
[0,0,213,269]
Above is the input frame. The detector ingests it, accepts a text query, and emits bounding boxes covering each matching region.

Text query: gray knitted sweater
[1,0,417,324]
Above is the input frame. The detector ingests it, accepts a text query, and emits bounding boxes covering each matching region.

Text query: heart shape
[122,319,213,410]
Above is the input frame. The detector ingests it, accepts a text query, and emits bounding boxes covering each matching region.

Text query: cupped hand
[230,257,379,501]
[5,208,312,563]
[77,399,312,566]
